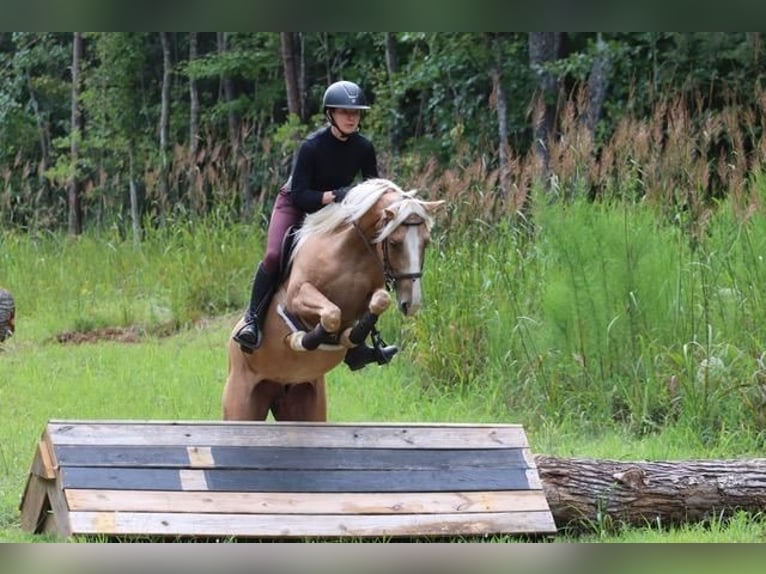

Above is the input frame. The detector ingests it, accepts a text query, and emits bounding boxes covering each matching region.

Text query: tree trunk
[68,32,83,236]
[187,32,202,212]
[188,33,200,157]
[384,32,403,152]
[535,455,766,531]
[297,33,307,121]
[0,288,14,343]
[217,32,253,220]
[281,32,301,119]
[128,146,141,246]
[489,33,510,200]
[527,32,561,189]
[158,32,172,215]
[584,33,612,137]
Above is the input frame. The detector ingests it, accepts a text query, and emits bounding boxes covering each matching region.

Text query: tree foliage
[0,32,764,233]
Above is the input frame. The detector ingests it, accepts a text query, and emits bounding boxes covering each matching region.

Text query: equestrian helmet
[322,81,370,110]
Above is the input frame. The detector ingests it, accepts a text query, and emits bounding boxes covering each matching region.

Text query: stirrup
[371,327,397,365]
[374,344,398,365]
[232,317,262,354]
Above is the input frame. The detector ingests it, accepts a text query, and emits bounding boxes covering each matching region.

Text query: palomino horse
[224,178,444,421]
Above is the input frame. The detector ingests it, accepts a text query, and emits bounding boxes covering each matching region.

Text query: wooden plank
[179,469,208,490]
[60,466,538,493]
[46,421,528,449]
[18,474,50,533]
[54,445,190,467]
[33,440,57,479]
[65,489,550,515]
[45,470,73,538]
[19,439,62,534]
[187,446,214,467]
[67,510,557,537]
[60,467,181,491]
[53,445,528,470]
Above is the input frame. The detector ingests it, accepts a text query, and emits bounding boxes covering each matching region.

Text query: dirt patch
[55,326,143,345]
[52,314,237,345]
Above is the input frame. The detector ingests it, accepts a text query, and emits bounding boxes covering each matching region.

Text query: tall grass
[0,210,260,341]
[3,198,766,541]
[406,184,766,447]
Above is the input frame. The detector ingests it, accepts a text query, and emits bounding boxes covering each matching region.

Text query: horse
[223,178,444,421]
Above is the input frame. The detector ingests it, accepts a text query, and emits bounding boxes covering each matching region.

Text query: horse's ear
[422,200,447,215]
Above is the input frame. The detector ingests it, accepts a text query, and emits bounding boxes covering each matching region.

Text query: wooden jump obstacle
[20,420,556,540]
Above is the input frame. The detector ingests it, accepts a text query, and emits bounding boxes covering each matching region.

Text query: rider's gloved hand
[332,187,351,203]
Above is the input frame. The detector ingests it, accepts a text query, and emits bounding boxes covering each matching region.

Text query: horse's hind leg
[223,358,273,420]
[272,379,327,422]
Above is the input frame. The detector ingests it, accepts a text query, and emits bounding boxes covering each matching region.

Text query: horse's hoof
[344,344,398,371]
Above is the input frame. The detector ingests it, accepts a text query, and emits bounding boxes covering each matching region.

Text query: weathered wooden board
[19,420,556,539]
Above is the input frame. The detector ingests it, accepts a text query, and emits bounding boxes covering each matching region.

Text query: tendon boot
[233,263,277,353]
[344,343,399,371]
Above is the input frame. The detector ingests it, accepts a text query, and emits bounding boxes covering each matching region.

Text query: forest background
[2,32,764,236]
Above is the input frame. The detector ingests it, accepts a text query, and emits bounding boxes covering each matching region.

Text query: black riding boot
[233,263,277,353]
[344,342,399,371]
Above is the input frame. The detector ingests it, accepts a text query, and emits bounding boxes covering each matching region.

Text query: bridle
[353,216,427,291]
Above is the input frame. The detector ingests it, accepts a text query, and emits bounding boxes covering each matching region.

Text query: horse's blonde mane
[291,178,422,259]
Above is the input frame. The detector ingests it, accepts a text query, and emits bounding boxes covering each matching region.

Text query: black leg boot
[233,263,277,353]
[344,342,399,371]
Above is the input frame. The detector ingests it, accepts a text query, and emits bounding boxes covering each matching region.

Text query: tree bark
[188,33,200,158]
[535,455,766,531]
[384,32,403,152]
[187,32,201,211]
[489,33,510,200]
[217,32,253,220]
[68,32,83,236]
[527,32,561,189]
[0,288,14,343]
[127,146,142,245]
[158,32,172,214]
[281,32,301,119]
[584,34,612,137]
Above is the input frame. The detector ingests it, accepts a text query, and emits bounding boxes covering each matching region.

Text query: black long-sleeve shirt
[288,126,378,213]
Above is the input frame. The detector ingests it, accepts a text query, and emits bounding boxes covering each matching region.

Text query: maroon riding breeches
[262,188,304,275]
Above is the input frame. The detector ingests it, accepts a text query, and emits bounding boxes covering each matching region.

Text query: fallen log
[0,288,14,343]
[534,455,766,530]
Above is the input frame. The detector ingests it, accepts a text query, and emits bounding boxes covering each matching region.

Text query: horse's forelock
[374,197,434,243]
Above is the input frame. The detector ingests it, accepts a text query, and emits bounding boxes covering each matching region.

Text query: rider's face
[330,108,361,132]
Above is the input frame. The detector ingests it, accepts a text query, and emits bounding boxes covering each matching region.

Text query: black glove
[332,186,351,203]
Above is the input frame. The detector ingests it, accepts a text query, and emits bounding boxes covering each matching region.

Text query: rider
[233,80,398,370]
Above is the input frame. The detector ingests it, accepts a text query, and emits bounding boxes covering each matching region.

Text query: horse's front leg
[286,282,342,351]
[340,288,391,347]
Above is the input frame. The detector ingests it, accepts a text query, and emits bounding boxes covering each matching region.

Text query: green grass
[2,196,766,542]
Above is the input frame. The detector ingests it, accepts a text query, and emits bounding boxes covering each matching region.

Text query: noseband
[353,216,426,291]
[381,219,425,290]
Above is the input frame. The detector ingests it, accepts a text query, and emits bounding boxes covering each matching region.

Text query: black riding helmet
[322,80,371,111]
